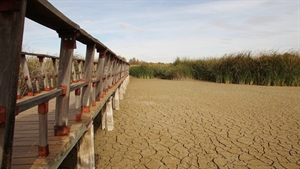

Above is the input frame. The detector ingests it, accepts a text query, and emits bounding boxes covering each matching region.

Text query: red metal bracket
[0,107,6,127]
[38,145,49,158]
[96,95,101,101]
[81,106,90,113]
[76,114,82,122]
[85,79,90,86]
[37,56,45,62]
[60,86,67,95]
[54,126,69,136]
[57,30,79,50]
[97,48,108,58]
[75,88,81,96]
[38,102,49,114]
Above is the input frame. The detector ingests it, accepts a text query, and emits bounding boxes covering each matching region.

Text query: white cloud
[23,0,299,63]
[118,22,145,32]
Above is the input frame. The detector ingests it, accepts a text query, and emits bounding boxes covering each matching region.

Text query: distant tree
[129,57,141,65]
[117,55,127,62]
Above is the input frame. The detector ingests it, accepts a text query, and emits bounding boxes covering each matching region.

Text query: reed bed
[129,51,300,86]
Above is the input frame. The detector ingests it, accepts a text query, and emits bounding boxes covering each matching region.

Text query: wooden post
[54,30,78,136]
[91,82,96,106]
[102,97,114,131]
[51,58,58,89]
[101,54,110,97]
[113,88,120,110]
[76,123,95,169]
[38,56,50,91]
[81,43,96,113]
[72,60,77,83]
[104,54,112,93]
[75,88,81,121]
[108,56,116,88]
[119,82,124,100]
[78,60,83,80]
[20,54,34,96]
[0,0,27,168]
[95,49,107,101]
[38,102,49,158]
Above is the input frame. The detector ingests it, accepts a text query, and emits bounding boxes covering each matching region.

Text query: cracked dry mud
[95,77,300,169]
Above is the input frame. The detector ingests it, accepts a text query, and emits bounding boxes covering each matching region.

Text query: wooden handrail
[0,0,130,168]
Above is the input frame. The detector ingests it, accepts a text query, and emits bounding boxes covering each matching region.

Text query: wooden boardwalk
[0,0,130,168]
[12,77,127,169]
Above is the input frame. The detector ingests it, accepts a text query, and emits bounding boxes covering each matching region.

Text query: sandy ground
[62,77,300,168]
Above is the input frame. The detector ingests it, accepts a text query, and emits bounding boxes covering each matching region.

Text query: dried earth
[65,77,300,169]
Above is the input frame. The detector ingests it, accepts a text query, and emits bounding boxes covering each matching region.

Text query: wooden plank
[16,89,62,113]
[0,0,27,168]
[11,75,128,168]
[22,52,59,59]
[26,0,80,31]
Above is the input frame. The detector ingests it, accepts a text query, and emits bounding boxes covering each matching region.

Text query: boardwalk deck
[12,77,126,169]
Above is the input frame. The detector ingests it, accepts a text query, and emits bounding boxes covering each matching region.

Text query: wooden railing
[0,0,129,168]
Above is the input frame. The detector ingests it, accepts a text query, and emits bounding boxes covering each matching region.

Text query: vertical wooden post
[54,30,78,136]
[75,88,81,122]
[113,88,120,110]
[72,60,77,83]
[95,49,107,100]
[105,97,114,131]
[76,123,95,169]
[38,102,49,158]
[51,58,58,89]
[114,60,120,84]
[104,54,112,92]
[119,82,124,100]
[38,56,50,91]
[0,0,27,168]
[81,43,96,113]
[76,60,83,81]
[91,82,96,106]
[20,54,34,96]
[108,56,116,89]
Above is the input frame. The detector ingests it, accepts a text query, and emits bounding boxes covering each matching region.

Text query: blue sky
[23,0,299,63]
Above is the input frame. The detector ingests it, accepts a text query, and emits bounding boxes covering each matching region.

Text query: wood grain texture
[0,0,27,168]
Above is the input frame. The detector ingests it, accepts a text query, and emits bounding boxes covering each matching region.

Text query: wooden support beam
[103,54,112,93]
[113,88,120,110]
[76,123,95,168]
[38,102,49,158]
[81,43,96,113]
[95,49,107,101]
[54,30,78,136]
[0,0,27,168]
[38,56,50,91]
[20,54,34,96]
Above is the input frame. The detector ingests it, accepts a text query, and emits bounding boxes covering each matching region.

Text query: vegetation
[129,51,300,86]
